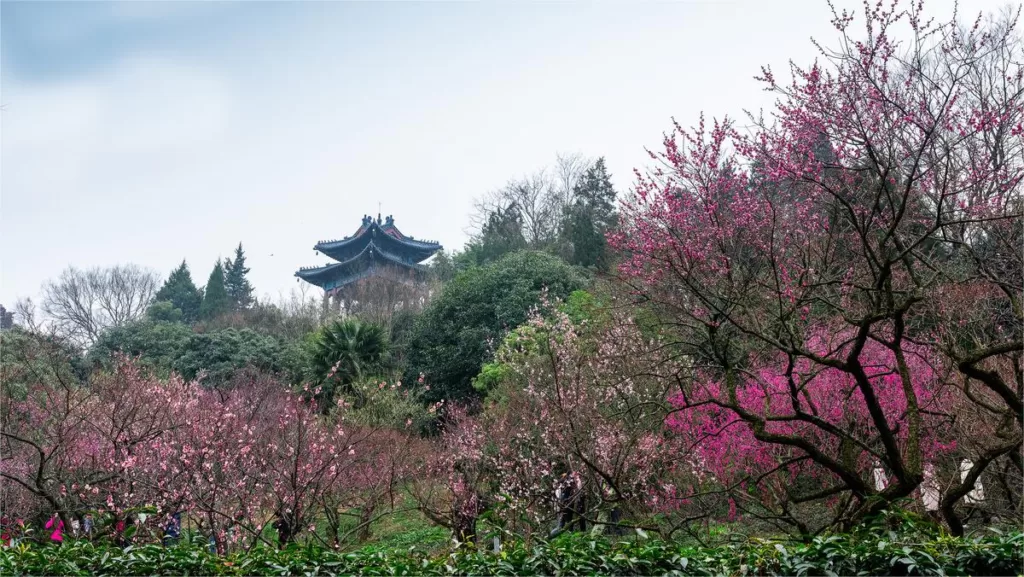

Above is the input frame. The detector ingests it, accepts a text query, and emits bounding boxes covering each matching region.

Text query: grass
[359,494,449,553]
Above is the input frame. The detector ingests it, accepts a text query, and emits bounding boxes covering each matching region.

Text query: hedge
[1,528,1020,576]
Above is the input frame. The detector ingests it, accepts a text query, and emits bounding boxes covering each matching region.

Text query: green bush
[2,529,1019,576]
[405,250,588,402]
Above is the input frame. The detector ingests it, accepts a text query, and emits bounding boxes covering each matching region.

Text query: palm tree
[307,318,387,411]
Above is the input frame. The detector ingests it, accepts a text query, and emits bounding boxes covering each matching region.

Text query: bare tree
[13,298,43,333]
[551,152,592,214]
[506,170,556,245]
[41,264,160,347]
[468,152,594,251]
[332,274,437,331]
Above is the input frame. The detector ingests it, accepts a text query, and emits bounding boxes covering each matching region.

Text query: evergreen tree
[429,250,458,283]
[223,243,255,311]
[153,260,203,323]
[199,261,231,321]
[405,250,588,401]
[462,203,528,267]
[565,157,617,269]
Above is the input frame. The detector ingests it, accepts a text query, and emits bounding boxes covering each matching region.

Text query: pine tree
[153,260,203,323]
[476,203,527,264]
[0,304,13,330]
[223,243,254,311]
[199,261,231,320]
[565,157,617,269]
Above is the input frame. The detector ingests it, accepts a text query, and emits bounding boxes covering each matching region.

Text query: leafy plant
[2,528,1020,576]
[405,250,588,402]
[307,318,388,409]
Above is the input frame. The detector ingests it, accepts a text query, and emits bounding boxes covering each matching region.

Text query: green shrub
[404,250,588,402]
[2,528,1020,576]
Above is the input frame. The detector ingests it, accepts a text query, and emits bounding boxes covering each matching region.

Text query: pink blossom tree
[1,356,419,549]
[612,0,1022,534]
[1,358,189,534]
[413,301,717,541]
[411,404,492,545]
[481,306,685,536]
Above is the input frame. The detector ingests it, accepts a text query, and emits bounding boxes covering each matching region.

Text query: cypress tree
[154,260,203,323]
[199,261,231,320]
[223,243,254,311]
[565,157,617,269]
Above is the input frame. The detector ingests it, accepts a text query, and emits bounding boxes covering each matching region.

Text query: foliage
[88,319,194,377]
[306,318,388,409]
[145,301,184,324]
[611,1,1023,533]
[153,260,203,323]
[2,524,1020,576]
[173,328,296,385]
[88,320,304,385]
[199,261,231,321]
[470,359,513,401]
[405,250,588,402]
[0,304,14,330]
[0,328,89,402]
[428,250,458,283]
[223,243,255,311]
[563,157,617,269]
[386,308,419,372]
[559,289,609,327]
[343,376,435,433]
[463,204,528,266]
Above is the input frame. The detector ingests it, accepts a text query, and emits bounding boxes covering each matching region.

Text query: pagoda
[296,214,442,311]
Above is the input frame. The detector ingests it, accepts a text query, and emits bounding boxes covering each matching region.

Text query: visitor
[114,515,135,548]
[552,471,570,535]
[45,513,64,544]
[273,509,293,549]
[569,472,587,532]
[162,512,182,547]
[70,518,80,538]
[552,470,587,536]
[591,481,623,537]
[83,514,93,538]
[0,517,10,547]
[225,513,243,551]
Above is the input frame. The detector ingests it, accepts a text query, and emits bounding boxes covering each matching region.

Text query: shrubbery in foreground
[2,529,1020,576]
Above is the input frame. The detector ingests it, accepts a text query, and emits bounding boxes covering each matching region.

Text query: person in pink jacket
[45,514,64,543]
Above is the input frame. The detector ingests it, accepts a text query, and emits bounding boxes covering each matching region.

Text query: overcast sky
[0,0,1012,308]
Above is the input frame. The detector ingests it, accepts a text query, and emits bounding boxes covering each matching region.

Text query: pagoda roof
[295,240,430,292]
[315,214,441,263]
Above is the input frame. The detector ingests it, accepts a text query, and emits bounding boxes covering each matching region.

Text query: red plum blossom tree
[612,0,1023,534]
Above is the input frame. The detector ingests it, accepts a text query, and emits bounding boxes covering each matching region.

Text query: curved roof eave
[314,222,441,251]
[295,241,429,282]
